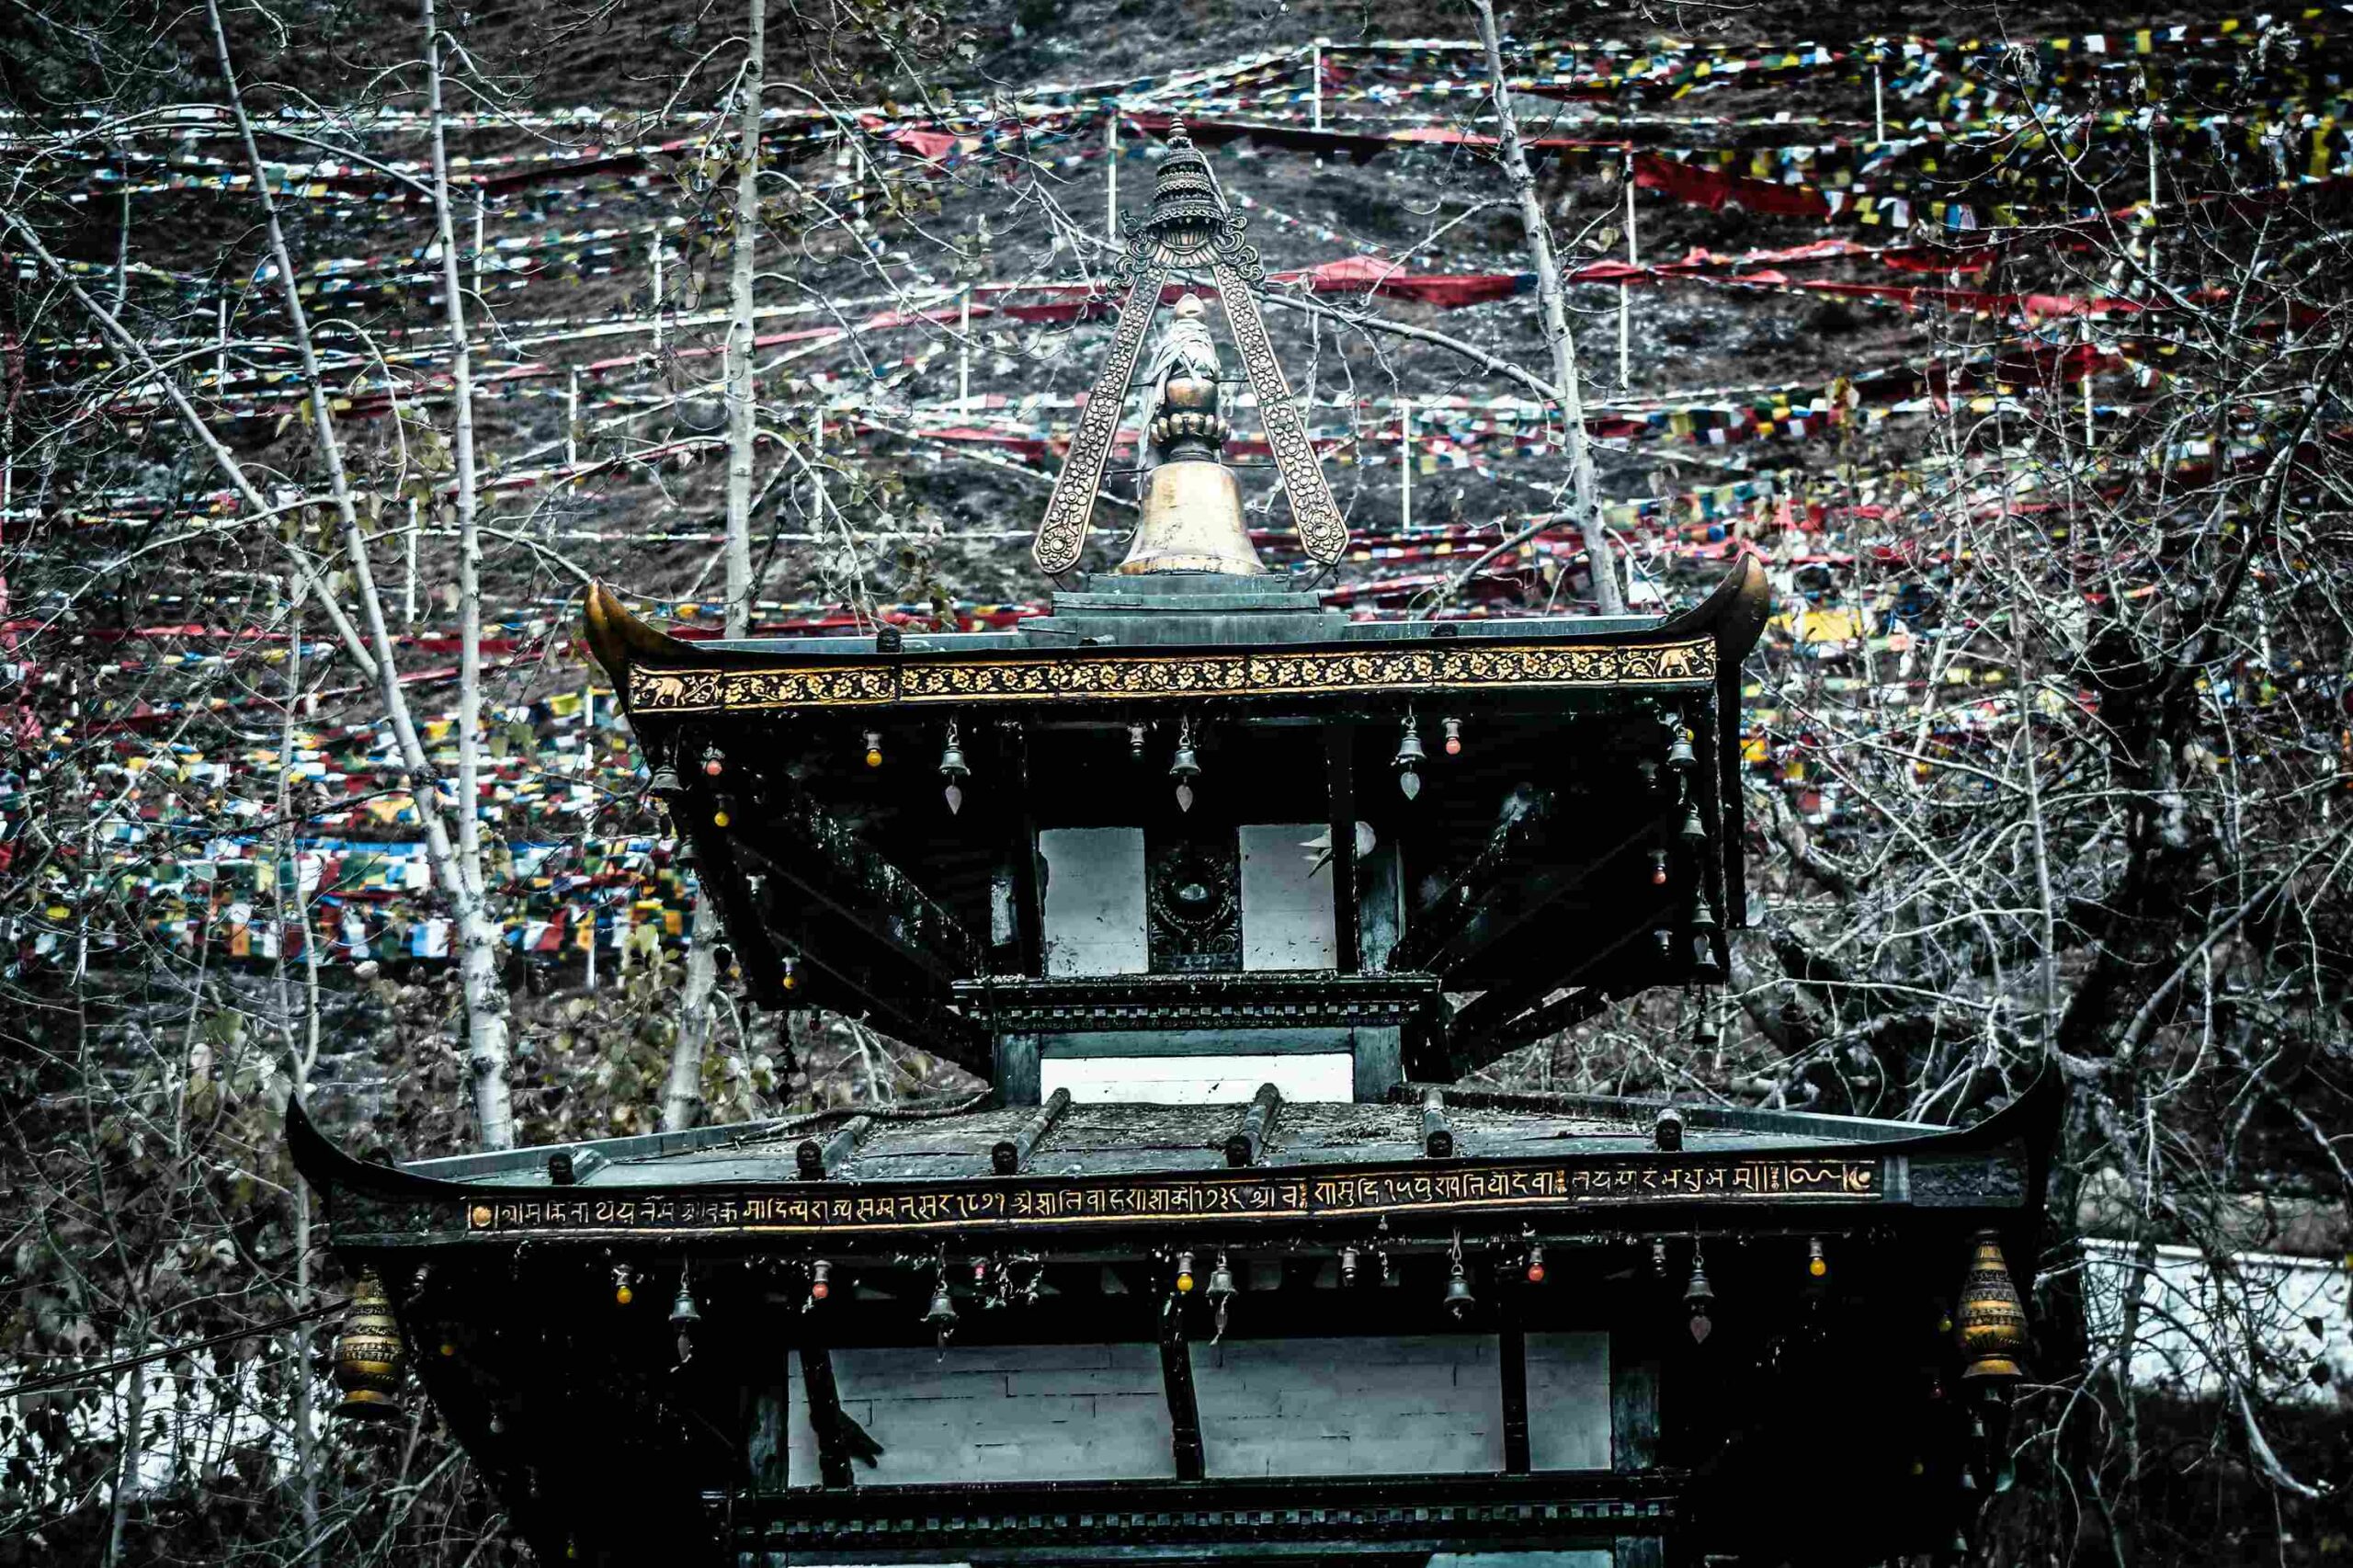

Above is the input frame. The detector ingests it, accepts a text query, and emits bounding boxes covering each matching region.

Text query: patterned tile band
[627,636,1716,715]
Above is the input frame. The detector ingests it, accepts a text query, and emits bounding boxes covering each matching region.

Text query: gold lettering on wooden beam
[449,1155,1883,1240]
[627,637,1716,716]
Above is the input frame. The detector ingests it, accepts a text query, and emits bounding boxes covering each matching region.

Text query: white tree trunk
[1469,0,1624,615]
[664,0,765,1133]
[421,0,516,1148]
[195,0,512,1148]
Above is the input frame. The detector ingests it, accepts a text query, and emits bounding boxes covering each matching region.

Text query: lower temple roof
[386,1088,1944,1188]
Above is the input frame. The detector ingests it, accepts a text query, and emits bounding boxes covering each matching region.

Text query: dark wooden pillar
[801,1344,856,1489]
[1498,1286,1531,1474]
[1325,723,1360,971]
[1159,1295,1205,1481]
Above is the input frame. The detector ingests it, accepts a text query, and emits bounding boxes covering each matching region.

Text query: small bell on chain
[1393,714,1427,801]
[1441,716,1464,756]
[1339,1245,1359,1287]
[1129,722,1148,762]
[924,1265,960,1355]
[1665,715,1696,774]
[1170,717,1203,813]
[804,1258,833,1312]
[938,720,970,815]
[1685,1246,1716,1344]
[1679,801,1708,846]
[670,1267,702,1363]
[1205,1251,1237,1341]
[1443,1233,1477,1320]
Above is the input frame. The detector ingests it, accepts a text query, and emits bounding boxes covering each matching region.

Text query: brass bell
[1169,718,1203,813]
[1684,1251,1716,1344]
[333,1266,406,1421]
[648,761,683,800]
[938,721,970,816]
[669,1276,702,1331]
[1679,801,1708,846]
[1393,716,1427,801]
[1339,1245,1359,1286]
[1665,722,1696,773]
[1443,1260,1477,1320]
[924,1280,960,1343]
[1205,1251,1237,1340]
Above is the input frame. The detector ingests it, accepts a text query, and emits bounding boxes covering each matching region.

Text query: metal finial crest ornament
[1029,119,1348,577]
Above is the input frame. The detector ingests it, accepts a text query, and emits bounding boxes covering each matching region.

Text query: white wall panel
[1040,1051,1354,1105]
[789,1343,1175,1487]
[1238,823,1337,970]
[1191,1335,1506,1477]
[1525,1330,1611,1471]
[1039,826,1147,977]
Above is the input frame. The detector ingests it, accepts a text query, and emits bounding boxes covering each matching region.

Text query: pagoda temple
[294,125,2057,1568]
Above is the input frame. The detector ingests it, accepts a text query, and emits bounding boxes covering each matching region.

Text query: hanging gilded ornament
[612,1263,635,1307]
[938,721,970,815]
[332,1267,407,1421]
[1169,717,1202,812]
[1175,1250,1197,1295]
[1393,713,1427,801]
[862,731,884,768]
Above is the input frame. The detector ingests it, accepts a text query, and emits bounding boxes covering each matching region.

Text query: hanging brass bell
[1393,716,1427,801]
[669,1277,702,1331]
[1169,718,1203,812]
[648,761,683,799]
[1679,801,1708,846]
[1204,1253,1237,1305]
[924,1281,960,1340]
[938,721,970,816]
[334,1267,406,1421]
[1665,723,1697,772]
[1684,1253,1716,1344]
[1443,1259,1477,1320]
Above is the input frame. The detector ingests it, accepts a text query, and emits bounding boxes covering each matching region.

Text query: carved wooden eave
[576,555,1771,723]
[287,1065,2059,1256]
